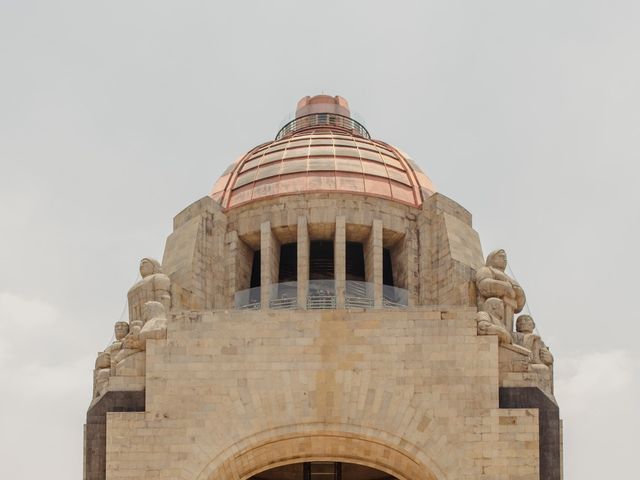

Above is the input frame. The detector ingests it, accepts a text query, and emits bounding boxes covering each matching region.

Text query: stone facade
[85,96,561,480]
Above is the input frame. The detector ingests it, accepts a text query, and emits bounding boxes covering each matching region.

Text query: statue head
[142,301,166,322]
[516,315,535,334]
[482,297,504,320]
[139,258,162,278]
[114,321,129,340]
[486,249,507,271]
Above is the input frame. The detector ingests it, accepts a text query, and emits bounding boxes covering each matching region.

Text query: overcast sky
[1,1,639,478]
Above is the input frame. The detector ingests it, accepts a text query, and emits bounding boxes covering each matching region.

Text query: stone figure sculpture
[93,321,129,397]
[476,249,526,332]
[139,301,168,344]
[127,257,171,323]
[475,297,512,345]
[512,314,554,367]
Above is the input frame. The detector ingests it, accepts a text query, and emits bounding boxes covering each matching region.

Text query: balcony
[234,281,408,311]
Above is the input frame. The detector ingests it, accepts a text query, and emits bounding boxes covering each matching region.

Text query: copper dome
[210,96,435,210]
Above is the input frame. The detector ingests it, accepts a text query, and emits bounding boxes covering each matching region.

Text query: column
[297,216,309,309]
[260,221,280,309]
[365,219,383,307]
[334,216,346,308]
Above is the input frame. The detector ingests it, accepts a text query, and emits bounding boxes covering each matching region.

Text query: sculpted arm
[512,282,526,312]
[476,267,515,298]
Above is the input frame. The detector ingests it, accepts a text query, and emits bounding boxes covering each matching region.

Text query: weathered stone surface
[85,98,561,479]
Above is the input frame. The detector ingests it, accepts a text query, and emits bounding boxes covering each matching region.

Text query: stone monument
[84,95,562,480]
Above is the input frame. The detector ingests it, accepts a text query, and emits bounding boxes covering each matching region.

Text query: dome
[210,96,435,210]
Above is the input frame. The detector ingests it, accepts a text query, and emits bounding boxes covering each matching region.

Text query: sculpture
[475,297,512,345]
[139,301,168,344]
[476,249,525,332]
[512,314,554,367]
[93,321,129,397]
[127,257,170,323]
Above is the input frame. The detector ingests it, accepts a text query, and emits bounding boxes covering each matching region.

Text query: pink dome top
[210,96,435,210]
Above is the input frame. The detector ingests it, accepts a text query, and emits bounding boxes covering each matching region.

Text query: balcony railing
[275,113,370,140]
[383,284,409,308]
[234,281,408,310]
[234,286,261,310]
[345,280,374,308]
[269,281,298,310]
[307,279,336,310]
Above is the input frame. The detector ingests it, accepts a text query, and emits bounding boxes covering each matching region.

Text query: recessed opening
[383,248,394,287]
[309,241,334,280]
[278,243,298,283]
[345,242,366,281]
[250,461,398,480]
[250,250,261,288]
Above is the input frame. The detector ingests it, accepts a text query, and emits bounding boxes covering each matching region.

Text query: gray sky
[1,1,638,478]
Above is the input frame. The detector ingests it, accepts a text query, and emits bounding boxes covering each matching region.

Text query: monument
[84,95,562,480]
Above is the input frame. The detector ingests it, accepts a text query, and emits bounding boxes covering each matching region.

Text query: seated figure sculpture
[93,321,129,397]
[512,314,554,368]
[113,301,168,368]
[139,301,168,344]
[476,249,526,332]
[127,257,171,324]
[476,297,512,345]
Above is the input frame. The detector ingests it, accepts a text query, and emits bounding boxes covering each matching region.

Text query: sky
[0,1,638,478]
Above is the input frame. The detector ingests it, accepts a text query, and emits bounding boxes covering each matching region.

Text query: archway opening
[250,461,398,480]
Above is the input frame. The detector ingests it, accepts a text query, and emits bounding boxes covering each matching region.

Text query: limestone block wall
[162,197,228,311]
[104,308,540,480]
[419,194,484,307]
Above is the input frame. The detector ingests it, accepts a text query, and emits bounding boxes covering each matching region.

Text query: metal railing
[345,280,374,308]
[269,281,298,310]
[307,279,336,310]
[233,282,409,310]
[234,286,262,310]
[275,113,370,140]
[383,284,409,308]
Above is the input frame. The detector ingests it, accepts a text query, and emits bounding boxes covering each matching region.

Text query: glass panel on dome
[307,172,336,190]
[309,138,334,146]
[308,146,335,157]
[251,177,280,199]
[376,145,397,156]
[241,157,261,172]
[390,181,416,204]
[281,158,308,174]
[335,172,365,193]
[362,161,388,178]
[386,167,411,185]
[382,156,404,170]
[358,148,384,163]
[260,151,284,165]
[283,146,309,159]
[278,172,308,194]
[255,163,282,180]
[364,175,392,196]
[335,157,363,173]
[288,137,310,145]
[334,146,359,158]
[228,184,254,207]
[234,170,257,187]
[308,157,335,171]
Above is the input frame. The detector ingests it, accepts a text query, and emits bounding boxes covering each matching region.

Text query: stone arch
[196,428,443,480]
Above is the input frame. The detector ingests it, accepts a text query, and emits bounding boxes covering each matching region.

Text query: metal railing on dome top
[275,113,370,140]
[234,281,409,310]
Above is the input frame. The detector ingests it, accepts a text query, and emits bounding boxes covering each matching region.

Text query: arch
[196,429,442,480]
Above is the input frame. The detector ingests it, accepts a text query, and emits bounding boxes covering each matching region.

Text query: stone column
[297,216,309,309]
[334,216,346,308]
[260,221,280,309]
[365,219,383,307]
